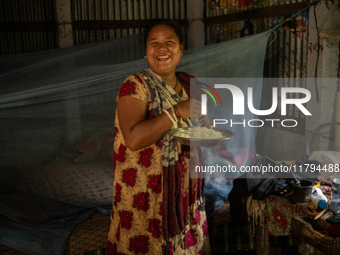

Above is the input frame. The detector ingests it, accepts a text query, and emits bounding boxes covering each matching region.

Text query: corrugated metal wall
[0,0,56,55]
[71,0,186,45]
[264,11,309,134]
[206,0,309,78]
[205,0,309,134]
[0,0,187,55]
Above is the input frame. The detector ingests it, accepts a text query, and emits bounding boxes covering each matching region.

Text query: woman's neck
[161,74,177,89]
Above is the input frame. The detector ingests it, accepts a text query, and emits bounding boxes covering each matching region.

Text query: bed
[0,213,110,255]
[0,128,115,255]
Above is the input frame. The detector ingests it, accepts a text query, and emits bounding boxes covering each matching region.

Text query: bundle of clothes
[228,154,321,225]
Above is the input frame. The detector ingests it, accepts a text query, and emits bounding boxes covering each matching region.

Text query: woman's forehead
[147,25,178,40]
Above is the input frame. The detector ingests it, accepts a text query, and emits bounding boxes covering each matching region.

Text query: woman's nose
[158,43,167,50]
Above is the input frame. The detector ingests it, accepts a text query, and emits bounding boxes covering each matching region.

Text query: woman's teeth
[156,56,170,60]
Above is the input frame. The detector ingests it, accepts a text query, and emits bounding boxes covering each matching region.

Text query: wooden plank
[0,19,188,32]
[291,216,340,255]
[0,22,57,31]
[204,1,309,26]
[72,19,189,30]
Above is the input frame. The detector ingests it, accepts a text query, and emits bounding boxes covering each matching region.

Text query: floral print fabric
[265,195,302,236]
[107,69,210,255]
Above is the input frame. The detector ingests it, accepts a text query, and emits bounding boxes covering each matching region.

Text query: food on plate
[176,127,224,139]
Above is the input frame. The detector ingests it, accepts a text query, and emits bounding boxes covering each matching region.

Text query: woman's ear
[180,43,184,54]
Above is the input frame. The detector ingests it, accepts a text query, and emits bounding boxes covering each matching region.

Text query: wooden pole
[335,92,340,151]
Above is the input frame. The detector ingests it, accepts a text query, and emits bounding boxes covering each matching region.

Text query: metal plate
[170,127,235,147]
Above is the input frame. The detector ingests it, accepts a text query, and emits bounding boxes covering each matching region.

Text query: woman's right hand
[176,99,203,119]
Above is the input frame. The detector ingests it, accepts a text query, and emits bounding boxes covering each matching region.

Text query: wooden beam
[72,19,189,30]
[204,1,310,26]
[0,22,57,31]
[0,19,189,32]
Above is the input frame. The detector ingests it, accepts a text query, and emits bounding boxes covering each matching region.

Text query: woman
[107,19,211,255]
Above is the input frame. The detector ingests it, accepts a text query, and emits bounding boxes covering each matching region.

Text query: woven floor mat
[64,213,110,255]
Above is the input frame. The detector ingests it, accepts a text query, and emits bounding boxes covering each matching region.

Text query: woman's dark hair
[143,19,184,47]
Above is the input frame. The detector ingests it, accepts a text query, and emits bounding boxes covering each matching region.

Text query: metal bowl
[170,127,235,147]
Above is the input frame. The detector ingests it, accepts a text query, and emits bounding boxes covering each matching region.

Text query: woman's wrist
[163,109,176,125]
[173,104,181,119]
[163,105,180,125]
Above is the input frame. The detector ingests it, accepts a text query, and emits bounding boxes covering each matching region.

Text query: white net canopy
[0,31,270,254]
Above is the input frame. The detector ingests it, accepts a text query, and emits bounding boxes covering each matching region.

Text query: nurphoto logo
[200,84,312,128]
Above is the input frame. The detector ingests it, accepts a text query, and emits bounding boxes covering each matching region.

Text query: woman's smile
[156,55,170,60]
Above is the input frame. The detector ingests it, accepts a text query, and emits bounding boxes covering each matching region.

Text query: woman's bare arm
[117,96,173,151]
[117,95,204,151]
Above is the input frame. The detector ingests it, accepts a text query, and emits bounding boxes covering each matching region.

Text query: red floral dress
[107,69,211,254]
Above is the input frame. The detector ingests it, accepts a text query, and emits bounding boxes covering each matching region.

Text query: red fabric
[177,72,203,101]
[161,72,205,239]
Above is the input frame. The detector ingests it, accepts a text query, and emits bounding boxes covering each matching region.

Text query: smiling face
[146,24,183,77]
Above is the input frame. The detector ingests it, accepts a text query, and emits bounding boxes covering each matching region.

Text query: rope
[268,3,313,46]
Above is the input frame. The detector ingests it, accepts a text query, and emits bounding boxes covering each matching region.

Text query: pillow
[54,128,115,163]
[17,161,113,206]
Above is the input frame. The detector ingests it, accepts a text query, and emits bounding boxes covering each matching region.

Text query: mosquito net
[0,31,270,254]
